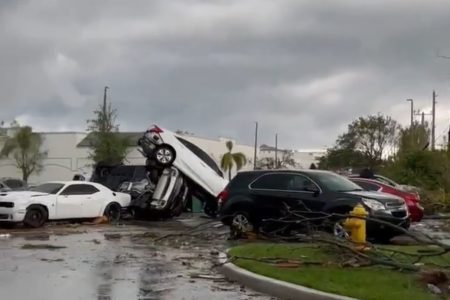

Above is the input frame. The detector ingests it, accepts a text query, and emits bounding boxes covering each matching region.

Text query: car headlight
[362,198,385,211]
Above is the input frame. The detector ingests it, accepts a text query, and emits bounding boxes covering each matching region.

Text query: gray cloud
[1,0,450,150]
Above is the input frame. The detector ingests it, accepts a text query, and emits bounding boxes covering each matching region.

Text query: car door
[56,184,86,219]
[249,173,300,220]
[283,174,326,216]
[79,185,103,217]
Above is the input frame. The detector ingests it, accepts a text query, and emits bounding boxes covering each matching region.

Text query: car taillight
[217,190,229,205]
[148,125,163,134]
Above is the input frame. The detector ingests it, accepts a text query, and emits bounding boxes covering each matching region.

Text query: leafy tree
[87,101,129,166]
[398,123,430,154]
[310,163,317,169]
[220,141,247,180]
[320,114,399,170]
[0,126,47,182]
[257,151,297,169]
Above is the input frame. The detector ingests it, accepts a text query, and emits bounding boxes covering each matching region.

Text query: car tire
[23,206,48,228]
[103,203,121,222]
[230,211,256,236]
[154,145,176,167]
[204,202,218,218]
[325,207,352,239]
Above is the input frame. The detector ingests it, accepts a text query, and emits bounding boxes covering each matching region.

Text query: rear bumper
[407,203,424,222]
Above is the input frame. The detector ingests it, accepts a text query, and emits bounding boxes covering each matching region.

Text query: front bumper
[0,208,26,222]
[367,208,410,235]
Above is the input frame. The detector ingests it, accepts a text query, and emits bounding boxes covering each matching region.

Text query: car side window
[251,174,292,190]
[5,179,24,189]
[354,181,380,191]
[286,175,319,192]
[60,184,100,195]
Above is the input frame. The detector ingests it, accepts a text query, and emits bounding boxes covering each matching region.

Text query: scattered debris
[24,235,50,241]
[420,271,448,286]
[275,262,301,268]
[91,239,101,244]
[93,216,109,224]
[210,250,220,256]
[104,233,122,240]
[190,274,227,281]
[21,244,66,250]
[427,284,442,295]
[40,258,64,262]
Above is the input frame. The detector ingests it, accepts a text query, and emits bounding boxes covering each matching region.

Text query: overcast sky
[2,0,450,150]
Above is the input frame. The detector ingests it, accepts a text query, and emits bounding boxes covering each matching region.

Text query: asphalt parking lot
[0,216,273,300]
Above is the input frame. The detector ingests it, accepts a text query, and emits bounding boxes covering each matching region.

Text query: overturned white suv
[126,125,228,217]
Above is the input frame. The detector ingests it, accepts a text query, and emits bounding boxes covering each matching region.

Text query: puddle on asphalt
[0,225,272,300]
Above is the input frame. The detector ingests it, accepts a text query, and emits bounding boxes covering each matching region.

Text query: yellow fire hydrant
[343,204,369,251]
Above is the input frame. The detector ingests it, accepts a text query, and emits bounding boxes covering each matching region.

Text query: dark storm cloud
[1,0,450,149]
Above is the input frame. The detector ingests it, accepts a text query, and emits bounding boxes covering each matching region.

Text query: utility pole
[421,112,425,126]
[275,134,278,168]
[253,122,258,170]
[448,125,450,151]
[103,86,109,115]
[406,99,414,127]
[431,90,437,150]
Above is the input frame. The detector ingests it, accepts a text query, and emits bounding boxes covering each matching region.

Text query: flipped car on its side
[0,181,131,227]
[133,125,228,216]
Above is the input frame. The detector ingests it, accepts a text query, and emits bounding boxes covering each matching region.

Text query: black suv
[90,165,148,192]
[218,170,410,240]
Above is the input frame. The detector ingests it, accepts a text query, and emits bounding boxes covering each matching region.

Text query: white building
[259,144,326,169]
[0,129,255,184]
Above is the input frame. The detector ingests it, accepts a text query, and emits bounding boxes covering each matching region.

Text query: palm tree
[220,141,247,180]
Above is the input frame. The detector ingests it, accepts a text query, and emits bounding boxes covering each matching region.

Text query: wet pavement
[0,216,273,300]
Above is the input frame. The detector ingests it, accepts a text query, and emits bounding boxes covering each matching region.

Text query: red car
[350,178,424,222]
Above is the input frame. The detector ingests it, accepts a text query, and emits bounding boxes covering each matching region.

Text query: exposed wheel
[333,221,349,240]
[154,145,175,167]
[231,211,255,234]
[23,206,47,228]
[204,202,218,218]
[104,203,121,222]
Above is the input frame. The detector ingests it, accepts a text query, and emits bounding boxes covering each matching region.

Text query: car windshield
[313,172,363,192]
[29,183,64,194]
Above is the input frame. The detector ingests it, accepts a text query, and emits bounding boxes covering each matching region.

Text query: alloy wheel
[333,222,349,239]
[232,214,253,233]
[156,148,173,164]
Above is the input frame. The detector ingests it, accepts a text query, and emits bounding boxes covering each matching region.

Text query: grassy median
[228,243,446,300]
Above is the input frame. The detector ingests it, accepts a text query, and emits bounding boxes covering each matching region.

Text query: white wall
[0,132,256,183]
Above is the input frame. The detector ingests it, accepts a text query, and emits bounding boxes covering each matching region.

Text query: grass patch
[229,243,442,300]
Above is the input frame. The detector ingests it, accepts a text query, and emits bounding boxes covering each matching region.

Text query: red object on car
[350,178,424,222]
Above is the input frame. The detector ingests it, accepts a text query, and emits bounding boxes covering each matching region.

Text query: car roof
[42,181,103,187]
[238,169,334,175]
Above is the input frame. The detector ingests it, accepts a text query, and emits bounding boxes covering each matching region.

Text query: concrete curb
[218,252,357,300]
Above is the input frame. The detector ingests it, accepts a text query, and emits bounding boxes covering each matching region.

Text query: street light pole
[406,99,414,127]
[275,133,278,168]
[253,122,258,170]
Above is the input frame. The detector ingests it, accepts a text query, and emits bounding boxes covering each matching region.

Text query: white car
[0,181,131,228]
[138,125,228,199]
